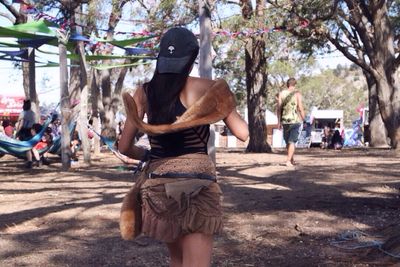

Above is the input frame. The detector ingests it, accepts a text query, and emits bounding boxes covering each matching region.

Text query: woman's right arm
[118,87,149,160]
[223,109,249,142]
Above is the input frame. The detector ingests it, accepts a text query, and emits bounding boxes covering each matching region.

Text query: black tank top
[148,99,210,159]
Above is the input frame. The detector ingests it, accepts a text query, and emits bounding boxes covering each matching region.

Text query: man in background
[277,78,305,167]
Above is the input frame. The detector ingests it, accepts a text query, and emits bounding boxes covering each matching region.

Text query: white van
[309,109,344,145]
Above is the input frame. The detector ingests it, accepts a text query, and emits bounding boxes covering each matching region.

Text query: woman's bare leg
[167,239,183,267]
[181,233,213,267]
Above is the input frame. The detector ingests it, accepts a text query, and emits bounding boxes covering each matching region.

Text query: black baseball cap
[157,27,199,74]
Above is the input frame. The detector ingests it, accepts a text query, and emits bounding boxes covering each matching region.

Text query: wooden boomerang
[122,79,236,135]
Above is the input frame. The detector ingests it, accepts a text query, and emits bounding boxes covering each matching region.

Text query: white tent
[265,109,278,125]
[244,108,278,125]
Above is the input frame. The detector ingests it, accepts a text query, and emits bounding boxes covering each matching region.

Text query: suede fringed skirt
[139,153,223,243]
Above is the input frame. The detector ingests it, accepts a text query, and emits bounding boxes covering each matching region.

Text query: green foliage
[389,0,400,35]
[212,3,316,109]
[298,67,368,125]
[266,57,316,110]
[138,0,198,31]
[213,37,246,107]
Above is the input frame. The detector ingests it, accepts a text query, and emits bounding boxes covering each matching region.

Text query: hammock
[0,118,52,158]
[0,119,76,159]
[45,121,77,156]
[89,127,117,153]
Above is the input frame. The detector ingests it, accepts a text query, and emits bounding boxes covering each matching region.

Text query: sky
[0,2,353,105]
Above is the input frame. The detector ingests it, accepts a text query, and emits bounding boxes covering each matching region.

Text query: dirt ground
[0,148,399,267]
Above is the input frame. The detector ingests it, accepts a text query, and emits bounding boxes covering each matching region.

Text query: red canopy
[0,95,24,117]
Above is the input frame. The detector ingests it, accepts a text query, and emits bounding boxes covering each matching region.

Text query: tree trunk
[240,0,270,153]
[100,66,116,138]
[375,75,400,150]
[114,60,129,96]
[370,4,400,150]
[59,40,71,170]
[90,69,101,154]
[199,0,213,79]
[28,48,39,121]
[77,40,91,164]
[98,0,130,139]
[21,49,39,121]
[19,6,39,121]
[245,36,271,152]
[363,71,389,147]
[199,0,216,163]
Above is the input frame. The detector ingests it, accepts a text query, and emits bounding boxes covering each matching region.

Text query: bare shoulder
[187,76,216,93]
[182,77,225,106]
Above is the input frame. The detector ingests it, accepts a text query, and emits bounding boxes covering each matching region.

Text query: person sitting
[70,130,81,161]
[2,120,14,138]
[321,126,331,149]
[33,127,53,165]
[331,129,343,150]
[25,124,52,168]
[49,115,61,139]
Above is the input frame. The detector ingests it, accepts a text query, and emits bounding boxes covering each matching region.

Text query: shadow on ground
[0,149,399,266]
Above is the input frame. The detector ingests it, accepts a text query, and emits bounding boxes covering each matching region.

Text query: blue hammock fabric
[89,127,117,153]
[45,121,77,156]
[47,136,61,155]
[0,118,51,158]
[0,120,76,159]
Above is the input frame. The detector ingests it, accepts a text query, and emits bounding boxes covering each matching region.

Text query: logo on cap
[168,45,175,54]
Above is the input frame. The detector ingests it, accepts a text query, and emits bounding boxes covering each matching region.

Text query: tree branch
[327,33,372,75]
[0,11,15,23]
[239,0,253,20]
[342,0,375,59]
[0,0,20,23]
[358,0,373,23]
[227,0,240,5]
[337,21,361,50]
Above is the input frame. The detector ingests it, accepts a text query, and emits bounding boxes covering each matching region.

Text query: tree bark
[77,40,91,164]
[199,0,217,163]
[90,69,101,154]
[72,8,91,164]
[374,75,400,149]
[240,0,271,153]
[18,9,39,121]
[363,71,389,147]
[245,36,271,152]
[98,0,130,139]
[59,40,71,170]
[100,66,115,138]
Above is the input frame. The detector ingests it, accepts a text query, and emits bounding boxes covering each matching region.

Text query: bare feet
[285,161,295,167]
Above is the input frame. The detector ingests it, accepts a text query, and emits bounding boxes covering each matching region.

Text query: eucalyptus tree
[212,0,271,152]
[268,0,400,149]
[0,0,40,120]
[213,1,308,152]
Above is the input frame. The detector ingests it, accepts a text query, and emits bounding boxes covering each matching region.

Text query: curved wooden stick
[122,79,236,135]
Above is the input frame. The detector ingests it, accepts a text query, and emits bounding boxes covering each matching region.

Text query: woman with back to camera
[118,27,249,267]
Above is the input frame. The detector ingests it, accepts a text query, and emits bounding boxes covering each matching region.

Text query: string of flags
[3,0,310,69]
[11,0,310,37]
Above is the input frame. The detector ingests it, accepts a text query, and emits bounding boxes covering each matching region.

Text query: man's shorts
[283,123,301,144]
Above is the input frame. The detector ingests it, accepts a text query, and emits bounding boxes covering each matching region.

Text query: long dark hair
[23,100,31,111]
[145,52,197,125]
